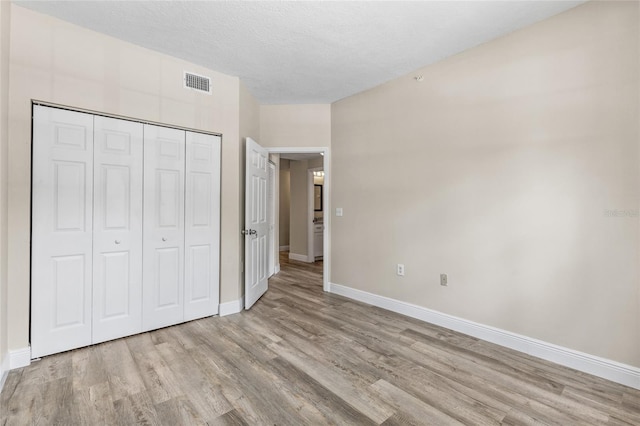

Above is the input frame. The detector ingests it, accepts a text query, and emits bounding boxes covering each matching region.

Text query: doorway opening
[243,140,330,310]
[269,148,330,293]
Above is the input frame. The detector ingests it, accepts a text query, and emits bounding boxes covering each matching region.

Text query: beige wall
[260,104,331,147]
[331,1,640,367]
[289,160,309,256]
[7,6,243,350]
[240,82,260,143]
[279,159,291,248]
[0,0,11,374]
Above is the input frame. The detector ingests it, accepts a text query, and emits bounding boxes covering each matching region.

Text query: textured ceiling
[14,1,585,104]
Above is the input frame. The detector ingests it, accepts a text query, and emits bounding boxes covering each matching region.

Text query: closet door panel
[31,105,94,358]
[184,132,221,320]
[156,247,181,305]
[92,116,143,344]
[143,124,185,330]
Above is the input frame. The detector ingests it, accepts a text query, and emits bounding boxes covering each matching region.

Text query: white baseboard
[219,297,244,317]
[9,347,31,370]
[1,350,8,373]
[289,252,311,263]
[0,350,9,393]
[0,370,7,394]
[328,282,640,390]
[275,263,281,274]
[279,245,290,251]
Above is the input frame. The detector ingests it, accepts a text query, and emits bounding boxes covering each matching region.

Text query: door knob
[115,240,121,244]
[241,229,257,236]
[162,237,167,241]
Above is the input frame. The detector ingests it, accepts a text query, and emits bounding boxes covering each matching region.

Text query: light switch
[336,207,343,217]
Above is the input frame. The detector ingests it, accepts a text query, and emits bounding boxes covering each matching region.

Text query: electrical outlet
[440,273,448,286]
[397,264,405,276]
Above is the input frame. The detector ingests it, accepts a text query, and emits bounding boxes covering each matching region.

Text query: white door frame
[267,160,277,278]
[267,147,330,292]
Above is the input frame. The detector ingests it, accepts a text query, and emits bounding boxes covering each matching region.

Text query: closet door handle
[162,237,167,242]
[114,240,121,245]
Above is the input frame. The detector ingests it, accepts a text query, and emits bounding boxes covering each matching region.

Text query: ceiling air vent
[184,71,212,94]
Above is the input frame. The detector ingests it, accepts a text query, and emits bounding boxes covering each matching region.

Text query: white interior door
[184,132,221,320]
[143,124,185,330]
[31,106,94,358]
[92,116,143,344]
[244,137,269,309]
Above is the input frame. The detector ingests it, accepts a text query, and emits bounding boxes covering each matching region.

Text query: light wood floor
[2,253,639,425]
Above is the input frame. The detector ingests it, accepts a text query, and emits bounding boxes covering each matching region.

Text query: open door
[244,137,269,309]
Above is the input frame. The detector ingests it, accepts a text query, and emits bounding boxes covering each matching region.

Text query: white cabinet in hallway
[314,223,323,259]
[31,105,221,358]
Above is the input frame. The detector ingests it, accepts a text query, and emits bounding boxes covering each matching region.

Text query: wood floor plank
[267,338,396,424]
[154,341,234,421]
[99,339,147,401]
[188,327,311,425]
[1,368,51,426]
[267,355,377,425]
[403,328,566,395]
[315,333,509,424]
[408,340,610,424]
[154,396,206,426]
[125,333,183,405]
[2,251,639,424]
[227,311,283,344]
[371,379,464,425]
[207,409,249,426]
[470,338,629,409]
[72,381,118,425]
[71,346,108,390]
[114,391,161,426]
[391,337,589,425]
[562,386,640,425]
[45,376,78,425]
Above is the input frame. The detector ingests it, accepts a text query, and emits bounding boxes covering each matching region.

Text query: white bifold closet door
[142,125,186,330]
[142,126,221,330]
[92,117,143,344]
[32,105,221,358]
[184,131,221,320]
[31,107,95,358]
